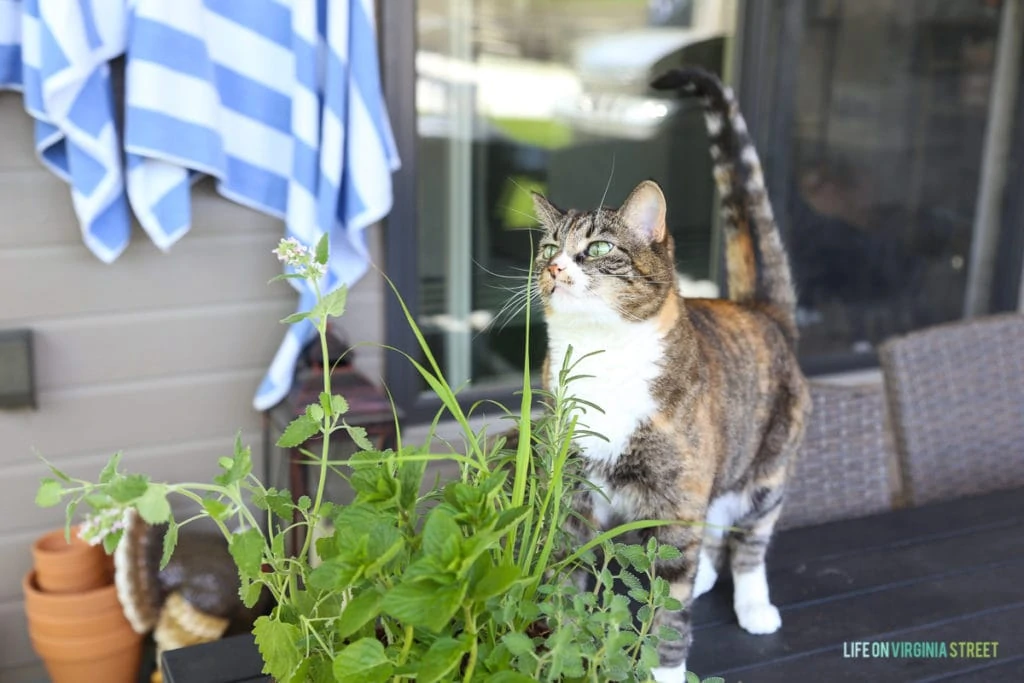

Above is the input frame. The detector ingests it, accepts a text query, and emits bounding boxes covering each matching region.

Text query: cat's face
[532,181,677,322]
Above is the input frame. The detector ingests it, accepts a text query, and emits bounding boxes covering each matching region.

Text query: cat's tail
[651,67,797,333]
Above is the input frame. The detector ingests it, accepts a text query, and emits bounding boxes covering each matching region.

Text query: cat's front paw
[736,602,781,634]
[651,661,687,683]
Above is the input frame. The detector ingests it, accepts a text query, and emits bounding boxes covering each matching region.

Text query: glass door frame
[733,0,1024,376]
[380,0,526,422]
[381,0,1024,420]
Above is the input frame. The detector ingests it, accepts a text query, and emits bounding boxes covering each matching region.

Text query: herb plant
[35,237,718,682]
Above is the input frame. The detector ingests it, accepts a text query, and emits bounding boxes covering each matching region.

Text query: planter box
[161,634,269,683]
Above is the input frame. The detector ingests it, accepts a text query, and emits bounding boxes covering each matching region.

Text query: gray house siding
[0,93,384,674]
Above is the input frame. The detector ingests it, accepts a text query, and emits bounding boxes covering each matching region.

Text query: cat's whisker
[597,153,616,210]
[485,281,539,334]
[472,260,534,281]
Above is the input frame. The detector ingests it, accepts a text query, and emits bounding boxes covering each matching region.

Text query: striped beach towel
[0,0,400,411]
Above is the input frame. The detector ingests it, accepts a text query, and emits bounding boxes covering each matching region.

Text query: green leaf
[280,311,311,325]
[297,495,311,511]
[658,625,681,642]
[99,452,122,484]
[64,499,79,538]
[685,674,701,683]
[46,462,72,484]
[215,434,254,486]
[307,558,359,592]
[228,528,265,580]
[701,678,726,683]
[487,673,536,683]
[251,487,292,520]
[240,579,263,608]
[136,486,172,524]
[268,272,307,284]
[501,632,535,658]
[422,507,461,564]
[35,478,63,508]
[107,474,149,503]
[336,587,383,640]
[277,414,320,448]
[318,391,332,417]
[103,528,124,554]
[320,285,348,318]
[347,425,373,450]
[332,638,393,683]
[314,233,329,265]
[493,505,530,534]
[253,617,302,683]
[306,403,324,422]
[417,637,467,683]
[657,544,682,561]
[382,579,464,632]
[201,497,231,521]
[472,563,520,600]
[160,521,178,569]
[397,458,426,511]
[330,394,349,415]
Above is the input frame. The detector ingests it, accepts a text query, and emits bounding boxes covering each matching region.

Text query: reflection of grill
[552,93,677,140]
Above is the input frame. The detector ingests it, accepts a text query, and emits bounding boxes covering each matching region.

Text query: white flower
[78,506,130,546]
[272,238,310,268]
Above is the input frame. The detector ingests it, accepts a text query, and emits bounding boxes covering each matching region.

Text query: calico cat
[530,67,810,681]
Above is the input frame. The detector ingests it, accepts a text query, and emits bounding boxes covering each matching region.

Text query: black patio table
[163,487,1023,683]
[689,486,1024,682]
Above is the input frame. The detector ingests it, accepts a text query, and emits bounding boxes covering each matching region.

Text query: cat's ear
[532,192,565,229]
[618,180,667,242]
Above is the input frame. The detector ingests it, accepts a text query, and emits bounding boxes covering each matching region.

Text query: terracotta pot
[30,625,143,683]
[31,526,110,594]
[23,571,142,683]
[28,606,138,640]
[22,571,123,620]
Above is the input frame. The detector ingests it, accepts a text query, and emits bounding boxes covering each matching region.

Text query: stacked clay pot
[23,526,143,683]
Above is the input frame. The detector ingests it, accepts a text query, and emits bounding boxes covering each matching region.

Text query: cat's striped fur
[530,67,810,681]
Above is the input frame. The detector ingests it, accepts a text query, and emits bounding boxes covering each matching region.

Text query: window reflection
[787,0,1004,362]
[416,0,736,388]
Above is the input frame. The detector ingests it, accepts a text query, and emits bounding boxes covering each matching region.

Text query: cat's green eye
[587,241,613,258]
[541,244,558,259]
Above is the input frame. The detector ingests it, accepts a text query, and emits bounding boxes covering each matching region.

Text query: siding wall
[0,93,384,675]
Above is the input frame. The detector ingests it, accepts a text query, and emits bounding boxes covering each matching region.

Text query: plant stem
[462,605,478,683]
[300,313,332,563]
[393,623,414,683]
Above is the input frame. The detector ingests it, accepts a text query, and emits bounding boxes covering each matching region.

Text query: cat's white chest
[546,317,663,466]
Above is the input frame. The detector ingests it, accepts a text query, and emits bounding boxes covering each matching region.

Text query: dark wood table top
[163,487,1023,683]
[689,487,1024,683]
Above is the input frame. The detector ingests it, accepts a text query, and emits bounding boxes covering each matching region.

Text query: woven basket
[779,381,894,529]
[879,313,1024,505]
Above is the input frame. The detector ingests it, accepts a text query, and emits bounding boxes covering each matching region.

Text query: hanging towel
[2,0,399,411]
[121,0,400,410]
[1,0,132,263]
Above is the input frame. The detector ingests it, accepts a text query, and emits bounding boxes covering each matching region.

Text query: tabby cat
[530,67,810,681]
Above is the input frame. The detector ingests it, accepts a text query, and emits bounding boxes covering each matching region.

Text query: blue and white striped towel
[1,0,400,411]
[1,0,132,263]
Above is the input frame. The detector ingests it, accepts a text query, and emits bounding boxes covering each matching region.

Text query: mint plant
[35,236,717,682]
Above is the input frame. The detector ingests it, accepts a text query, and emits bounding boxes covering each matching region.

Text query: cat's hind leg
[730,383,807,634]
[729,485,785,634]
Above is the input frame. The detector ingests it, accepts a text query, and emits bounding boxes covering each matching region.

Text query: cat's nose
[547,262,564,277]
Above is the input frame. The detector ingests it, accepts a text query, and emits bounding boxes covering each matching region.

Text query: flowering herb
[36,236,721,682]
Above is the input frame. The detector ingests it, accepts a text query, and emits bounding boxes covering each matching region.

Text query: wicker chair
[878,313,1024,505]
[778,381,895,529]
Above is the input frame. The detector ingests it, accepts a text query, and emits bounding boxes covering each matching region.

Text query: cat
[529,66,810,682]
